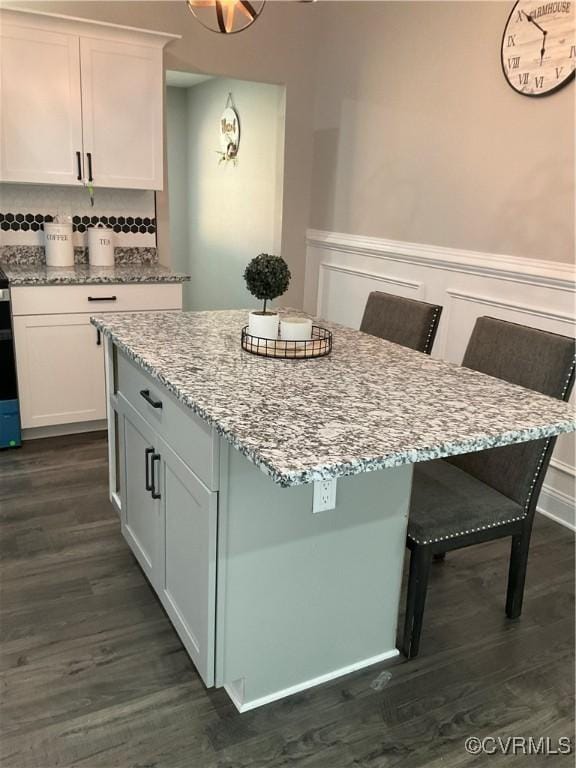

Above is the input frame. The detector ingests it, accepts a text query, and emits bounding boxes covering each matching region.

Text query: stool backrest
[360,291,442,354]
[449,316,576,510]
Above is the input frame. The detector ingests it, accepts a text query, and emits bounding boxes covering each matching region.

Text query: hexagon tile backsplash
[0,184,156,248]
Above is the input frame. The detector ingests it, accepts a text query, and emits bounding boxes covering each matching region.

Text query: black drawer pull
[87,296,117,302]
[96,329,101,346]
[151,453,161,499]
[76,151,82,181]
[87,152,94,182]
[140,389,162,409]
[145,447,154,491]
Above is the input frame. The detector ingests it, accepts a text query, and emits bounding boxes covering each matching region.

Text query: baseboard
[537,485,576,532]
[22,420,107,440]
[225,648,400,713]
[110,491,122,517]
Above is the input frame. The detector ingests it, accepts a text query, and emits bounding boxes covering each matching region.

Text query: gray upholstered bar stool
[360,291,443,354]
[403,316,576,659]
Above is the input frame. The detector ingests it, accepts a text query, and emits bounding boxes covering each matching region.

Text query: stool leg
[402,546,432,659]
[506,529,532,619]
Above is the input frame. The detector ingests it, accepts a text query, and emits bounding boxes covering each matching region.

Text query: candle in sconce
[280,316,313,341]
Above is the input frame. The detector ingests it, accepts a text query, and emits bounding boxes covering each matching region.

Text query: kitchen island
[93,309,576,712]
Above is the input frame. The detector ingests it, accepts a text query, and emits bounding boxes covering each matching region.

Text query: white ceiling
[166,70,214,88]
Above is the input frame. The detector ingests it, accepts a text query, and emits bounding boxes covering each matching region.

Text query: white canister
[280,316,313,341]
[44,220,74,267]
[88,225,114,267]
[248,311,280,340]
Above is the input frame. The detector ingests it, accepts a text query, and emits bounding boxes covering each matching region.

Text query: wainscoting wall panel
[305,228,576,530]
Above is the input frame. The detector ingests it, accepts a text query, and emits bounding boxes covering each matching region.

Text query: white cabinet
[80,37,163,190]
[11,283,183,433]
[0,10,176,190]
[118,394,217,686]
[159,446,217,686]
[0,24,83,185]
[12,313,106,429]
[122,408,160,584]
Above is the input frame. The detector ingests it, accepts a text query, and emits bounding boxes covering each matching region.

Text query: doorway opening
[165,70,286,311]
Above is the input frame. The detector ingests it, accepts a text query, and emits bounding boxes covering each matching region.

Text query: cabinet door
[0,23,83,185]
[159,447,217,686]
[80,36,163,190]
[121,406,160,584]
[13,314,105,429]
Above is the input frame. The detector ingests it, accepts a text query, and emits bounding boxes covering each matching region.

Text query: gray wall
[17,0,317,309]
[166,87,190,279]
[13,0,575,303]
[309,1,575,263]
[166,78,285,310]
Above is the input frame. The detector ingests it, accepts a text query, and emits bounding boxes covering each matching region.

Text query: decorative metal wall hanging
[186,0,265,35]
[217,94,240,165]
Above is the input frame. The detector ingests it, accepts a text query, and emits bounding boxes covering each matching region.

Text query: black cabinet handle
[76,151,82,181]
[96,329,101,346]
[87,296,117,302]
[140,389,162,409]
[144,447,154,492]
[151,453,161,499]
[86,152,93,182]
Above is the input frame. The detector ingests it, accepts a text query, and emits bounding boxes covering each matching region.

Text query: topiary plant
[244,253,291,315]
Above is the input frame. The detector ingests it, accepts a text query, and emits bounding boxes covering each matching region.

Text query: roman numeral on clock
[502,8,575,96]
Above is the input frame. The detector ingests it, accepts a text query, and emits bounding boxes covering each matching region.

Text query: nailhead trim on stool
[423,307,440,354]
[411,355,576,545]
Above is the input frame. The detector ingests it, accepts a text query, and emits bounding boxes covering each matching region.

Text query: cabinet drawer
[11,283,182,316]
[117,351,219,491]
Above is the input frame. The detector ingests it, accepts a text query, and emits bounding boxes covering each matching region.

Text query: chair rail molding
[319,262,421,293]
[305,228,576,531]
[307,229,576,293]
[445,289,575,326]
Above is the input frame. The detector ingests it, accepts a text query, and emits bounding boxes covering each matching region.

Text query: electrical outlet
[312,479,337,513]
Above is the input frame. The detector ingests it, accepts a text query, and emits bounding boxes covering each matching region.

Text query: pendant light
[186,0,265,35]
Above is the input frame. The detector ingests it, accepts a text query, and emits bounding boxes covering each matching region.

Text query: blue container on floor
[0,398,21,448]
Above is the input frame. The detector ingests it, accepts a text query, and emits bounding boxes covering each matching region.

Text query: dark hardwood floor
[1,433,574,768]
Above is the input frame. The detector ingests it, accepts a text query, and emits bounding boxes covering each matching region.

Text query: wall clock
[501,1,575,96]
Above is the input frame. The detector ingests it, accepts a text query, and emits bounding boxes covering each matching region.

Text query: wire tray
[241,325,332,360]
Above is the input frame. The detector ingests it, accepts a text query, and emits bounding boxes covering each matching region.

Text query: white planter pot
[248,311,279,340]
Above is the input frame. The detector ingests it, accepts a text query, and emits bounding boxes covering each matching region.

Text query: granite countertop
[92,309,576,487]
[1,262,190,286]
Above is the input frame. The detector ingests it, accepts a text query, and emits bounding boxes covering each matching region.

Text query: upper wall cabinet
[0,10,178,191]
[80,38,163,190]
[0,24,83,186]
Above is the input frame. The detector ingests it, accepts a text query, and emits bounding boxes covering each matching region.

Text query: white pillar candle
[280,316,313,341]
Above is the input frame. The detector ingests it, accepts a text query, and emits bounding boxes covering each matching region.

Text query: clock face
[501,0,575,96]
